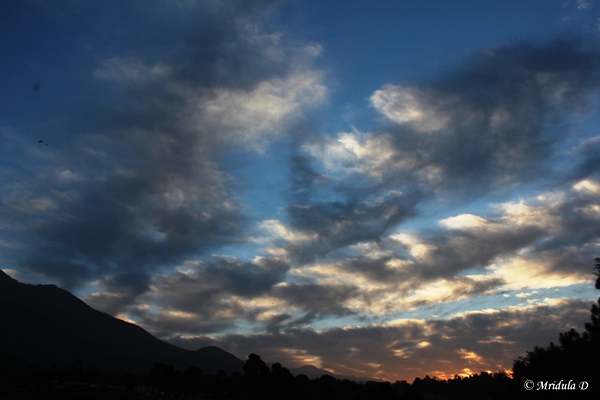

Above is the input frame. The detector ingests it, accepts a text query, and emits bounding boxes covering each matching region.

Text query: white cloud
[457,348,484,364]
[389,233,437,261]
[488,256,587,291]
[370,84,451,132]
[573,179,600,194]
[493,198,563,230]
[260,219,318,243]
[515,292,532,298]
[303,130,398,178]
[440,214,489,230]
[196,71,327,151]
[56,169,83,183]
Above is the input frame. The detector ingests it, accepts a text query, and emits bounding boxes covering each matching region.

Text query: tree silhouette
[242,353,272,399]
[585,258,600,340]
[270,362,294,399]
[243,353,271,378]
[181,365,202,394]
[147,363,177,393]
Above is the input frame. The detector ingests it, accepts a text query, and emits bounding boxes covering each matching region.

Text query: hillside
[0,270,243,374]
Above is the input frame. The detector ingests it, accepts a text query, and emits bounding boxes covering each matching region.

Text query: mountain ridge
[0,269,244,374]
[288,364,385,383]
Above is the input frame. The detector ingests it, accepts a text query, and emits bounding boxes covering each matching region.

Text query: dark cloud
[373,39,600,195]
[8,157,245,293]
[263,313,294,334]
[406,225,546,280]
[288,155,323,204]
[447,277,504,300]
[273,282,358,320]
[131,267,356,335]
[277,39,600,286]
[152,257,290,313]
[137,309,240,338]
[284,190,420,264]
[341,255,401,283]
[171,299,593,381]
[91,256,291,335]
[569,136,600,185]
[391,185,600,284]
[2,0,319,302]
[275,208,546,295]
[86,291,138,318]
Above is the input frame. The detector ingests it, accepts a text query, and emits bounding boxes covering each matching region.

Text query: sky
[2,0,600,382]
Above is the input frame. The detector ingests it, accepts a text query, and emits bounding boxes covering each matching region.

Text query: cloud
[270,178,600,320]
[169,298,594,382]
[571,135,600,182]
[439,214,489,230]
[90,255,291,336]
[308,40,600,198]
[302,130,398,179]
[390,180,600,284]
[197,70,326,151]
[1,0,325,303]
[95,57,173,86]
[272,282,358,321]
[282,190,419,264]
[272,40,600,292]
[371,85,452,132]
[153,257,290,308]
[251,174,600,329]
[577,0,592,10]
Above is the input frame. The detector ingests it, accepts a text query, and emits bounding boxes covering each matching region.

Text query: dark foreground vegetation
[1,259,600,399]
[0,356,514,400]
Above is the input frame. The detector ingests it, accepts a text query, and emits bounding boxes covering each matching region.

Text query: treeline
[0,354,515,399]
[147,357,402,400]
[128,356,516,399]
[151,355,511,400]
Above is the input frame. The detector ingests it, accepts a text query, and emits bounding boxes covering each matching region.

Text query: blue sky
[2,0,600,382]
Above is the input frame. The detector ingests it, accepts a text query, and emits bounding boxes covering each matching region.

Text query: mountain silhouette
[0,270,243,374]
[288,364,384,383]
